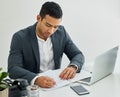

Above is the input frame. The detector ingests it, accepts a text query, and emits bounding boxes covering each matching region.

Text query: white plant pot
[0,88,8,97]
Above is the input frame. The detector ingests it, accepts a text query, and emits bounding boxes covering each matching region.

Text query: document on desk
[39,69,90,91]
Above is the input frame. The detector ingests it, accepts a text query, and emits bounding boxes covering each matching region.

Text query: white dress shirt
[31,35,55,84]
[37,36,55,72]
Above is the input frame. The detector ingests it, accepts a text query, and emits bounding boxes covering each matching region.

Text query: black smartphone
[70,85,89,95]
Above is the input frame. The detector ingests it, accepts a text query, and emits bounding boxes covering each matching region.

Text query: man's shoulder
[13,23,36,38]
[57,25,64,31]
[55,25,67,34]
[51,25,69,40]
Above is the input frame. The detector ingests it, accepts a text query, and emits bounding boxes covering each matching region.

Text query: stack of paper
[39,69,90,91]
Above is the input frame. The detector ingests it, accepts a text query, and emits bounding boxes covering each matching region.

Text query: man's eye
[45,23,58,29]
[54,26,58,29]
[45,23,51,27]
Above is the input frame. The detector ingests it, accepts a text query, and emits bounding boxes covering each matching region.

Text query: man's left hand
[59,66,77,80]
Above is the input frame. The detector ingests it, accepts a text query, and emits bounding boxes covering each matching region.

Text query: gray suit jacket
[8,23,84,83]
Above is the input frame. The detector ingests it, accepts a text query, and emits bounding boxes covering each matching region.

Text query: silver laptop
[79,46,119,85]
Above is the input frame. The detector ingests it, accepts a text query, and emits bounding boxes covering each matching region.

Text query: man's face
[36,14,62,40]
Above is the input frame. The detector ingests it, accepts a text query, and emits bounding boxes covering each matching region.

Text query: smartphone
[70,85,89,95]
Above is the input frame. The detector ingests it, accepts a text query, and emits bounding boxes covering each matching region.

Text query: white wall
[0,0,120,73]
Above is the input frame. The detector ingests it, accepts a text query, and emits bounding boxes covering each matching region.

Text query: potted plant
[0,67,9,97]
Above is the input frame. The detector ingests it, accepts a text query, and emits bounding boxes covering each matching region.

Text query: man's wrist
[31,75,39,85]
[68,64,78,70]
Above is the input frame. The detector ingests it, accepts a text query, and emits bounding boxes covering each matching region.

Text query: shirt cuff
[31,73,44,85]
[31,75,40,85]
[68,64,78,71]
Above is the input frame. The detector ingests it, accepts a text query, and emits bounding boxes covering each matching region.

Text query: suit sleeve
[62,27,85,72]
[8,33,37,84]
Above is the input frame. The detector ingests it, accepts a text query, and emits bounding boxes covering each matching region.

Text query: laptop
[78,46,119,85]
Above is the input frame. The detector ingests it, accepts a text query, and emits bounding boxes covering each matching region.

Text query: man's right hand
[34,76,56,88]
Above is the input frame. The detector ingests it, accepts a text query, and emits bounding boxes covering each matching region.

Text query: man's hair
[39,1,63,19]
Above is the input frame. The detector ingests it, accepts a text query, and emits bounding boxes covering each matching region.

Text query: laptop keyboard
[80,77,91,82]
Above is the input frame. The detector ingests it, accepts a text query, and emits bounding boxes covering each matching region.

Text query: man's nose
[48,27,55,34]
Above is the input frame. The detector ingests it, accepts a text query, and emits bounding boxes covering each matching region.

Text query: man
[8,1,84,88]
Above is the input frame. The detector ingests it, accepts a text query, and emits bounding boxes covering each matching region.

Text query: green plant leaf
[0,72,9,83]
[0,67,2,71]
[0,83,8,91]
[0,67,9,91]
[0,67,3,78]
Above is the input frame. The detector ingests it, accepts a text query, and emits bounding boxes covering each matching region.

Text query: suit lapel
[51,35,60,69]
[30,24,40,69]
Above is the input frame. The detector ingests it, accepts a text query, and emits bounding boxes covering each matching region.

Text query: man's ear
[37,15,41,21]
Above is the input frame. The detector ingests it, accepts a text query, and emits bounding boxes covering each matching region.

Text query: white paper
[39,69,90,91]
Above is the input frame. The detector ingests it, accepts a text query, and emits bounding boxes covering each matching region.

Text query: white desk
[40,73,120,97]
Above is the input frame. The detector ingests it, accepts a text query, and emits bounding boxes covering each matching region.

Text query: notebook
[78,46,119,85]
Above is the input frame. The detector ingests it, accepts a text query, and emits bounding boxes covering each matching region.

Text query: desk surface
[40,73,120,97]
